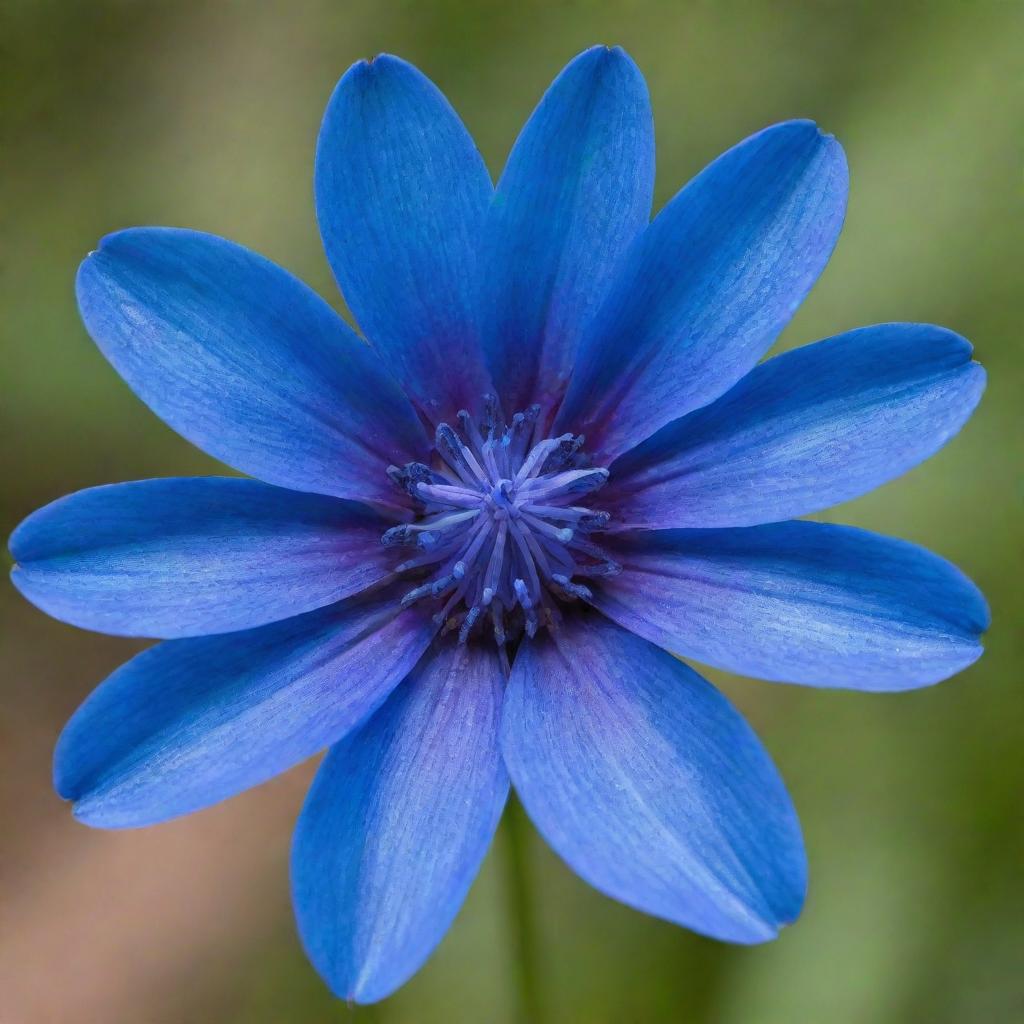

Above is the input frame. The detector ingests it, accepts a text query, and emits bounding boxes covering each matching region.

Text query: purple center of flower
[383,398,620,664]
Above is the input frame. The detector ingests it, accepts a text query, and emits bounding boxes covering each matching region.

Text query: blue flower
[9,46,988,1003]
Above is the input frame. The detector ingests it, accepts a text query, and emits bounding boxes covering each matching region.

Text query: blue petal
[502,612,805,943]
[480,46,654,416]
[54,592,437,827]
[10,477,394,638]
[595,523,989,690]
[77,228,429,508]
[316,55,494,424]
[608,324,986,528]
[292,642,507,1003]
[556,120,848,460]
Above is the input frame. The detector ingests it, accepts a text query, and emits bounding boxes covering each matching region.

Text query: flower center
[383,398,619,666]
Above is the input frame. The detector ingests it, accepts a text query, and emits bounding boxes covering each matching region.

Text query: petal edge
[557,120,848,459]
[77,228,428,507]
[607,323,986,528]
[502,612,806,942]
[316,55,494,423]
[11,477,394,638]
[292,642,507,1002]
[595,523,989,690]
[55,593,437,827]
[481,45,655,417]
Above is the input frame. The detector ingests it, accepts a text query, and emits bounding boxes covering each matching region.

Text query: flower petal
[292,642,507,1003]
[316,55,494,423]
[480,45,654,416]
[502,612,805,943]
[77,228,429,508]
[54,592,436,827]
[556,120,848,460]
[595,523,989,690]
[608,324,986,528]
[10,477,394,638]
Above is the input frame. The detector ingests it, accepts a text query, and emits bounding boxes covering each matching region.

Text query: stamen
[519,512,573,544]
[515,434,575,484]
[481,394,502,437]
[435,424,486,486]
[541,434,585,474]
[522,504,610,531]
[457,409,486,452]
[459,605,482,644]
[387,461,442,495]
[552,573,593,601]
[481,519,508,606]
[508,519,543,602]
[383,402,616,648]
[519,467,609,500]
[414,482,482,508]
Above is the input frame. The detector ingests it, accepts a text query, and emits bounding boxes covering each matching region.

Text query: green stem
[502,794,544,1024]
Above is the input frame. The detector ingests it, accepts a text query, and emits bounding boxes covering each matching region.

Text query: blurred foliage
[2,2,1022,1022]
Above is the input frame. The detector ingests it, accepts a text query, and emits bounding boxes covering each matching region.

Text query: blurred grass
[2,2,1022,1022]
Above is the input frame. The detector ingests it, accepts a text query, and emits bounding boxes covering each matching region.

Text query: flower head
[9,46,988,1003]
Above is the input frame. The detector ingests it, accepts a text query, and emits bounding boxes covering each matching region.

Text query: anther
[459,605,481,644]
[387,461,441,496]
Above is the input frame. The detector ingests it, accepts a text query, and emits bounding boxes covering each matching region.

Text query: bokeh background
[2,2,1022,1022]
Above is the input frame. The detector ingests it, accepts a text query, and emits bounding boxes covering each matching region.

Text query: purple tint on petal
[77,228,428,509]
[481,46,654,418]
[502,610,805,942]
[316,55,495,424]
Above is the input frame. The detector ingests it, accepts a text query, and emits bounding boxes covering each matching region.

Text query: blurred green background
[2,1,1022,1022]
